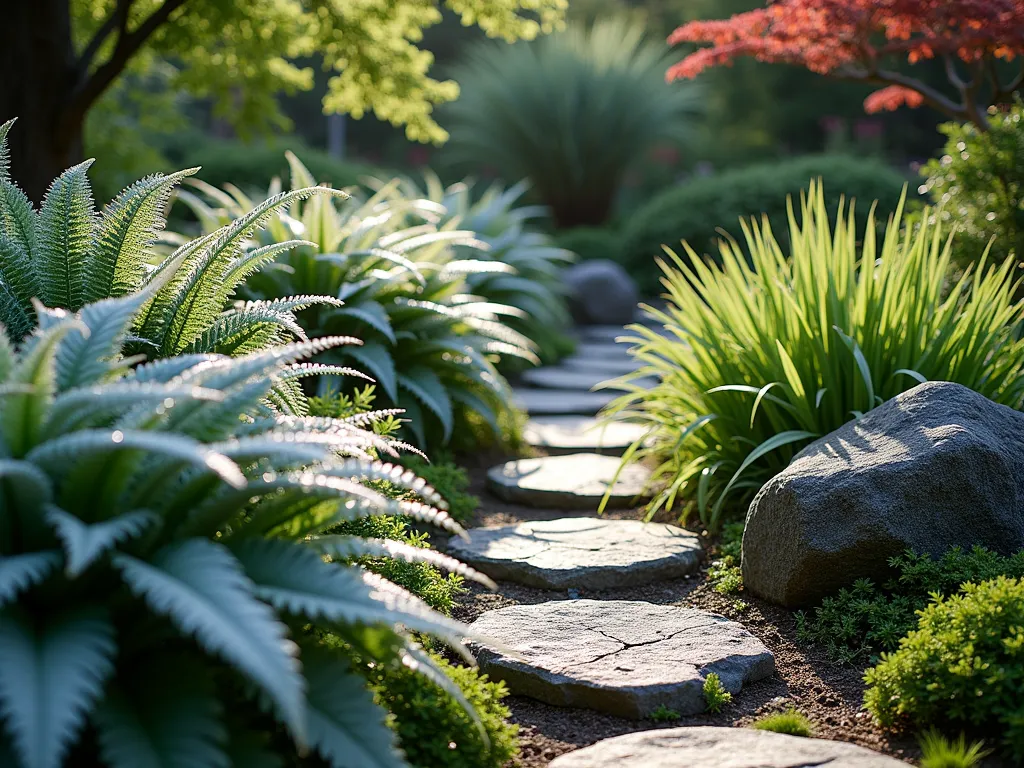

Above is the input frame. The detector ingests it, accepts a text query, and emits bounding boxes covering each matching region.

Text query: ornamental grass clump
[604,181,1024,530]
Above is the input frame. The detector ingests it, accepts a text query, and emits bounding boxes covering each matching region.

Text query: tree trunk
[0,0,83,202]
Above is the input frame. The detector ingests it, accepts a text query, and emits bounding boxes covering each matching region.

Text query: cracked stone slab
[487,453,650,509]
[513,389,617,416]
[470,600,774,719]
[548,726,907,767]
[447,518,702,589]
[521,366,654,392]
[523,416,646,455]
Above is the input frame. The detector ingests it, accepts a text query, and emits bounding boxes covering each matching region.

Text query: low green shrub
[797,546,1024,663]
[864,577,1024,759]
[620,154,909,291]
[648,705,681,723]
[604,182,1024,530]
[702,673,732,713]
[919,104,1024,277]
[752,709,814,737]
[918,730,990,768]
[400,454,479,525]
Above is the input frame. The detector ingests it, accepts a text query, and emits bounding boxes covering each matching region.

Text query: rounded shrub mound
[620,154,910,284]
[864,576,1024,759]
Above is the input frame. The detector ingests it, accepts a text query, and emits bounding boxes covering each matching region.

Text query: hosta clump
[177,154,534,448]
[383,174,576,366]
[0,287,491,767]
[0,118,342,366]
[604,182,1024,530]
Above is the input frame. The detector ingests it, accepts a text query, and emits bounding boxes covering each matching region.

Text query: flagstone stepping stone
[578,325,630,343]
[513,388,617,416]
[561,355,646,377]
[548,726,907,767]
[574,342,633,360]
[469,601,774,719]
[521,366,653,391]
[487,453,650,509]
[447,517,702,589]
[523,416,646,455]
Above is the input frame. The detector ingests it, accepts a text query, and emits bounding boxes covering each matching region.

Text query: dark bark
[0,0,82,202]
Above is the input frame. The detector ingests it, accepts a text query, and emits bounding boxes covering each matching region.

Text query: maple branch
[65,0,190,130]
[837,64,966,121]
[78,0,133,74]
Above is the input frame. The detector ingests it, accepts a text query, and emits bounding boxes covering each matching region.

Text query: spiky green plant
[0,281,495,767]
[441,16,702,227]
[382,173,576,365]
[176,154,534,448]
[603,182,1024,530]
[0,118,342,371]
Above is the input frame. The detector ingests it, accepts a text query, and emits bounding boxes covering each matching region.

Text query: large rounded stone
[446,518,702,589]
[487,453,650,509]
[744,381,1024,607]
[564,260,639,325]
[523,416,646,455]
[548,727,907,767]
[470,600,774,719]
[513,388,617,416]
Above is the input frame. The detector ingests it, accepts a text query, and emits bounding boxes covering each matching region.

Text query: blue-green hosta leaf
[345,342,397,401]
[0,552,61,606]
[330,300,395,344]
[398,367,453,442]
[232,539,471,652]
[114,540,305,742]
[27,429,246,490]
[46,506,159,577]
[0,272,32,340]
[301,648,402,768]
[0,607,116,768]
[37,160,97,311]
[131,354,222,384]
[93,659,228,768]
[88,169,200,304]
[0,119,14,182]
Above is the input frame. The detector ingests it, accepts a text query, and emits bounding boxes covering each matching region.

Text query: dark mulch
[444,453,931,766]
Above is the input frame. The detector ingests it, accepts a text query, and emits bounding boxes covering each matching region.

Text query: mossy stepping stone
[513,388,617,416]
[548,727,907,767]
[447,518,702,589]
[487,453,649,509]
[523,416,646,455]
[469,600,775,719]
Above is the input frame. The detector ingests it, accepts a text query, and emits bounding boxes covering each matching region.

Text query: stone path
[522,416,645,456]
[469,600,775,719]
[447,518,702,589]
[487,453,650,509]
[462,322,905,766]
[547,727,908,767]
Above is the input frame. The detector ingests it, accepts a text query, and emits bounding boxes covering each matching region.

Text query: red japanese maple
[667,0,1024,127]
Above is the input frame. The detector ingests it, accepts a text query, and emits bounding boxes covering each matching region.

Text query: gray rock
[743,381,1024,607]
[523,416,646,455]
[521,366,652,391]
[513,388,617,416]
[446,518,702,589]
[564,260,640,326]
[487,453,650,509]
[548,727,907,767]
[470,600,774,719]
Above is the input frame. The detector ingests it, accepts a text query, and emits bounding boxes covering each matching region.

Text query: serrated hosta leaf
[0,275,32,339]
[327,459,446,509]
[231,539,472,653]
[398,368,453,441]
[131,354,223,384]
[344,342,397,401]
[0,607,116,768]
[0,182,38,266]
[113,541,305,742]
[37,160,97,311]
[182,305,306,356]
[331,301,395,344]
[218,240,313,299]
[275,363,374,385]
[27,430,246,490]
[46,506,159,577]
[300,648,403,768]
[93,659,228,768]
[89,169,199,305]
[0,552,61,606]
[0,119,13,182]
[0,235,38,315]
[311,535,497,589]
